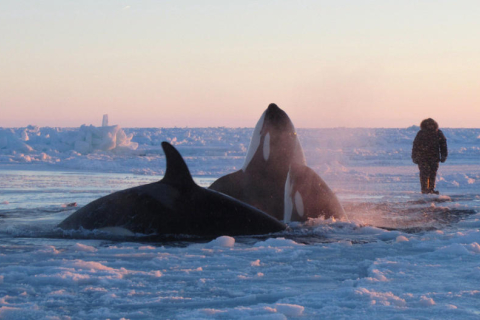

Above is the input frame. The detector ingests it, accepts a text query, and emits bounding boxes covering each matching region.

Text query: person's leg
[418,163,429,193]
[428,162,439,193]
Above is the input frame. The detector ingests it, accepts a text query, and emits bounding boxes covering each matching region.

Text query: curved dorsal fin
[161,142,196,189]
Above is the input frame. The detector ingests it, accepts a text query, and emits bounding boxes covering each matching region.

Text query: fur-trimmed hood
[420,118,439,131]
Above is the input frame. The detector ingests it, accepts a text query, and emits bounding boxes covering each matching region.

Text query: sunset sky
[1,1,479,128]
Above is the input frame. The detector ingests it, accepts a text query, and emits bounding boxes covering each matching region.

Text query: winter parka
[411,119,448,164]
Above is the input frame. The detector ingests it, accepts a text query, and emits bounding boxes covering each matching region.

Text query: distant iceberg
[0,116,138,155]
[0,128,34,153]
[73,124,138,154]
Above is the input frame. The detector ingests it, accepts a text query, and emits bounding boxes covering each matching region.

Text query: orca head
[242,103,306,172]
[284,164,347,222]
[264,103,291,132]
[161,142,196,191]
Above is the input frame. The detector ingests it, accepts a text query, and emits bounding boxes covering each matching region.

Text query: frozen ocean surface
[1,126,480,319]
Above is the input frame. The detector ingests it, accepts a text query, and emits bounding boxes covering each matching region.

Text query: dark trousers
[418,161,439,193]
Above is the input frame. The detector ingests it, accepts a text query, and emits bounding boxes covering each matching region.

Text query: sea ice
[1,126,480,319]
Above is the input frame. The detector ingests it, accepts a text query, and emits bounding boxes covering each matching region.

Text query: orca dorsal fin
[161,142,196,189]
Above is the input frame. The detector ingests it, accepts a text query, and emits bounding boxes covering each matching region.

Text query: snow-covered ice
[1,125,480,319]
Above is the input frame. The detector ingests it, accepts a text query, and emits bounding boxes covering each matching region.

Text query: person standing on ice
[411,118,448,194]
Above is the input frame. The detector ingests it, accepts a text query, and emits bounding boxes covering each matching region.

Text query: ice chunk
[70,124,138,154]
[0,129,34,153]
[419,295,435,307]
[74,140,90,154]
[396,235,409,242]
[21,129,29,141]
[73,243,97,252]
[206,236,235,248]
[254,237,303,248]
[275,304,304,316]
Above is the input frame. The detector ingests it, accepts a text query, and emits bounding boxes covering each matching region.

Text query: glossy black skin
[210,103,346,222]
[210,103,304,220]
[58,142,286,237]
[286,164,346,221]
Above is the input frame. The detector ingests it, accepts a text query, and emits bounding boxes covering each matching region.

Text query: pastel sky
[1,1,479,128]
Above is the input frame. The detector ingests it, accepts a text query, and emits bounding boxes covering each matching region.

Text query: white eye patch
[294,191,304,217]
[263,132,270,161]
[242,110,266,171]
[283,169,293,223]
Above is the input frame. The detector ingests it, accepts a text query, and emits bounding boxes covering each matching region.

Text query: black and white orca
[209,103,346,222]
[284,164,345,222]
[57,142,286,238]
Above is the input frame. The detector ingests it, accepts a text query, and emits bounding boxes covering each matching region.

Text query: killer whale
[284,164,345,222]
[57,142,286,237]
[209,103,346,222]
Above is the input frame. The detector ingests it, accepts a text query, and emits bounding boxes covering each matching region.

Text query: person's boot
[428,176,439,194]
[421,177,430,194]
